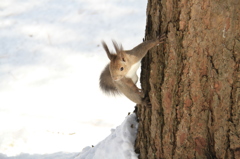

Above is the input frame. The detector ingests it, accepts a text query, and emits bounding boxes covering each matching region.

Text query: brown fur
[99,35,165,105]
[99,64,120,95]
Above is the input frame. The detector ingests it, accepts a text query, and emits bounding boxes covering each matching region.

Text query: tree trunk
[134,0,240,158]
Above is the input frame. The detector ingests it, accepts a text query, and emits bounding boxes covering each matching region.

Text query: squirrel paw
[157,34,166,44]
[145,102,152,108]
[142,97,152,108]
[138,89,145,98]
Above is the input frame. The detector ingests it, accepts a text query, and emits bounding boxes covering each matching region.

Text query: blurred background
[0,0,146,157]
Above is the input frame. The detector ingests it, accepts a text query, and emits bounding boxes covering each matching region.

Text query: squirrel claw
[142,101,151,108]
[146,101,152,108]
[157,34,166,43]
[142,97,151,107]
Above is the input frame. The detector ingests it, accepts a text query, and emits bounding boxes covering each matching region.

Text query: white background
[0,0,147,158]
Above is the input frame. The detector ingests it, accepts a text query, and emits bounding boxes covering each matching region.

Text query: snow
[0,114,138,159]
[75,114,138,159]
[0,0,146,158]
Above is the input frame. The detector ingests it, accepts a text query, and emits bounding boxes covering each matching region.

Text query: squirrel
[99,35,165,106]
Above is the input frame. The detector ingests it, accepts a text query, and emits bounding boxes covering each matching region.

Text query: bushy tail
[99,64,121,95]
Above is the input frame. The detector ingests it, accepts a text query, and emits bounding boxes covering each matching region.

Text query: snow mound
[75,113,138,159]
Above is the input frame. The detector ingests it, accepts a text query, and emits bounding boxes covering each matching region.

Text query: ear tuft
[102,41,113,60]
[112,40,123,53]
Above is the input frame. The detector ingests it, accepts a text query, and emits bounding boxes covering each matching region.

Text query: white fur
[125,62,141,84]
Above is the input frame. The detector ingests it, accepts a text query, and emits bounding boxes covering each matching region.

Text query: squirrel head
[102,40,130,81]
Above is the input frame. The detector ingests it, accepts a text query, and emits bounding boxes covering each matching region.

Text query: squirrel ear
[112,40,125,60]
[112,40,123,53]
[112,40,120,53]
[102,41,114,60]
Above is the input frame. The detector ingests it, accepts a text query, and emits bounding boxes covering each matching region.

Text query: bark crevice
[135,0,240,158]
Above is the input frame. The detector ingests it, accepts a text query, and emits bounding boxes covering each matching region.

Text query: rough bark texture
[134,0,240,158]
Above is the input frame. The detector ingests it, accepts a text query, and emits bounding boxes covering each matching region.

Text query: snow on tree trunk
[134,0,240,158]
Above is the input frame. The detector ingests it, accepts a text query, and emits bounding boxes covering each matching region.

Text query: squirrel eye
[120,67,124,71]
[122,58,125,62]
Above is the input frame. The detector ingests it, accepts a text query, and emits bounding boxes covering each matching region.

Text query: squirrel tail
[99,64,121,95]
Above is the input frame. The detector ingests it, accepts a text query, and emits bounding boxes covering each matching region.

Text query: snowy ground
[0,0,146,158]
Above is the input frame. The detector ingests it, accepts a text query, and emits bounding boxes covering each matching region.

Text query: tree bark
[134,0,240,158]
